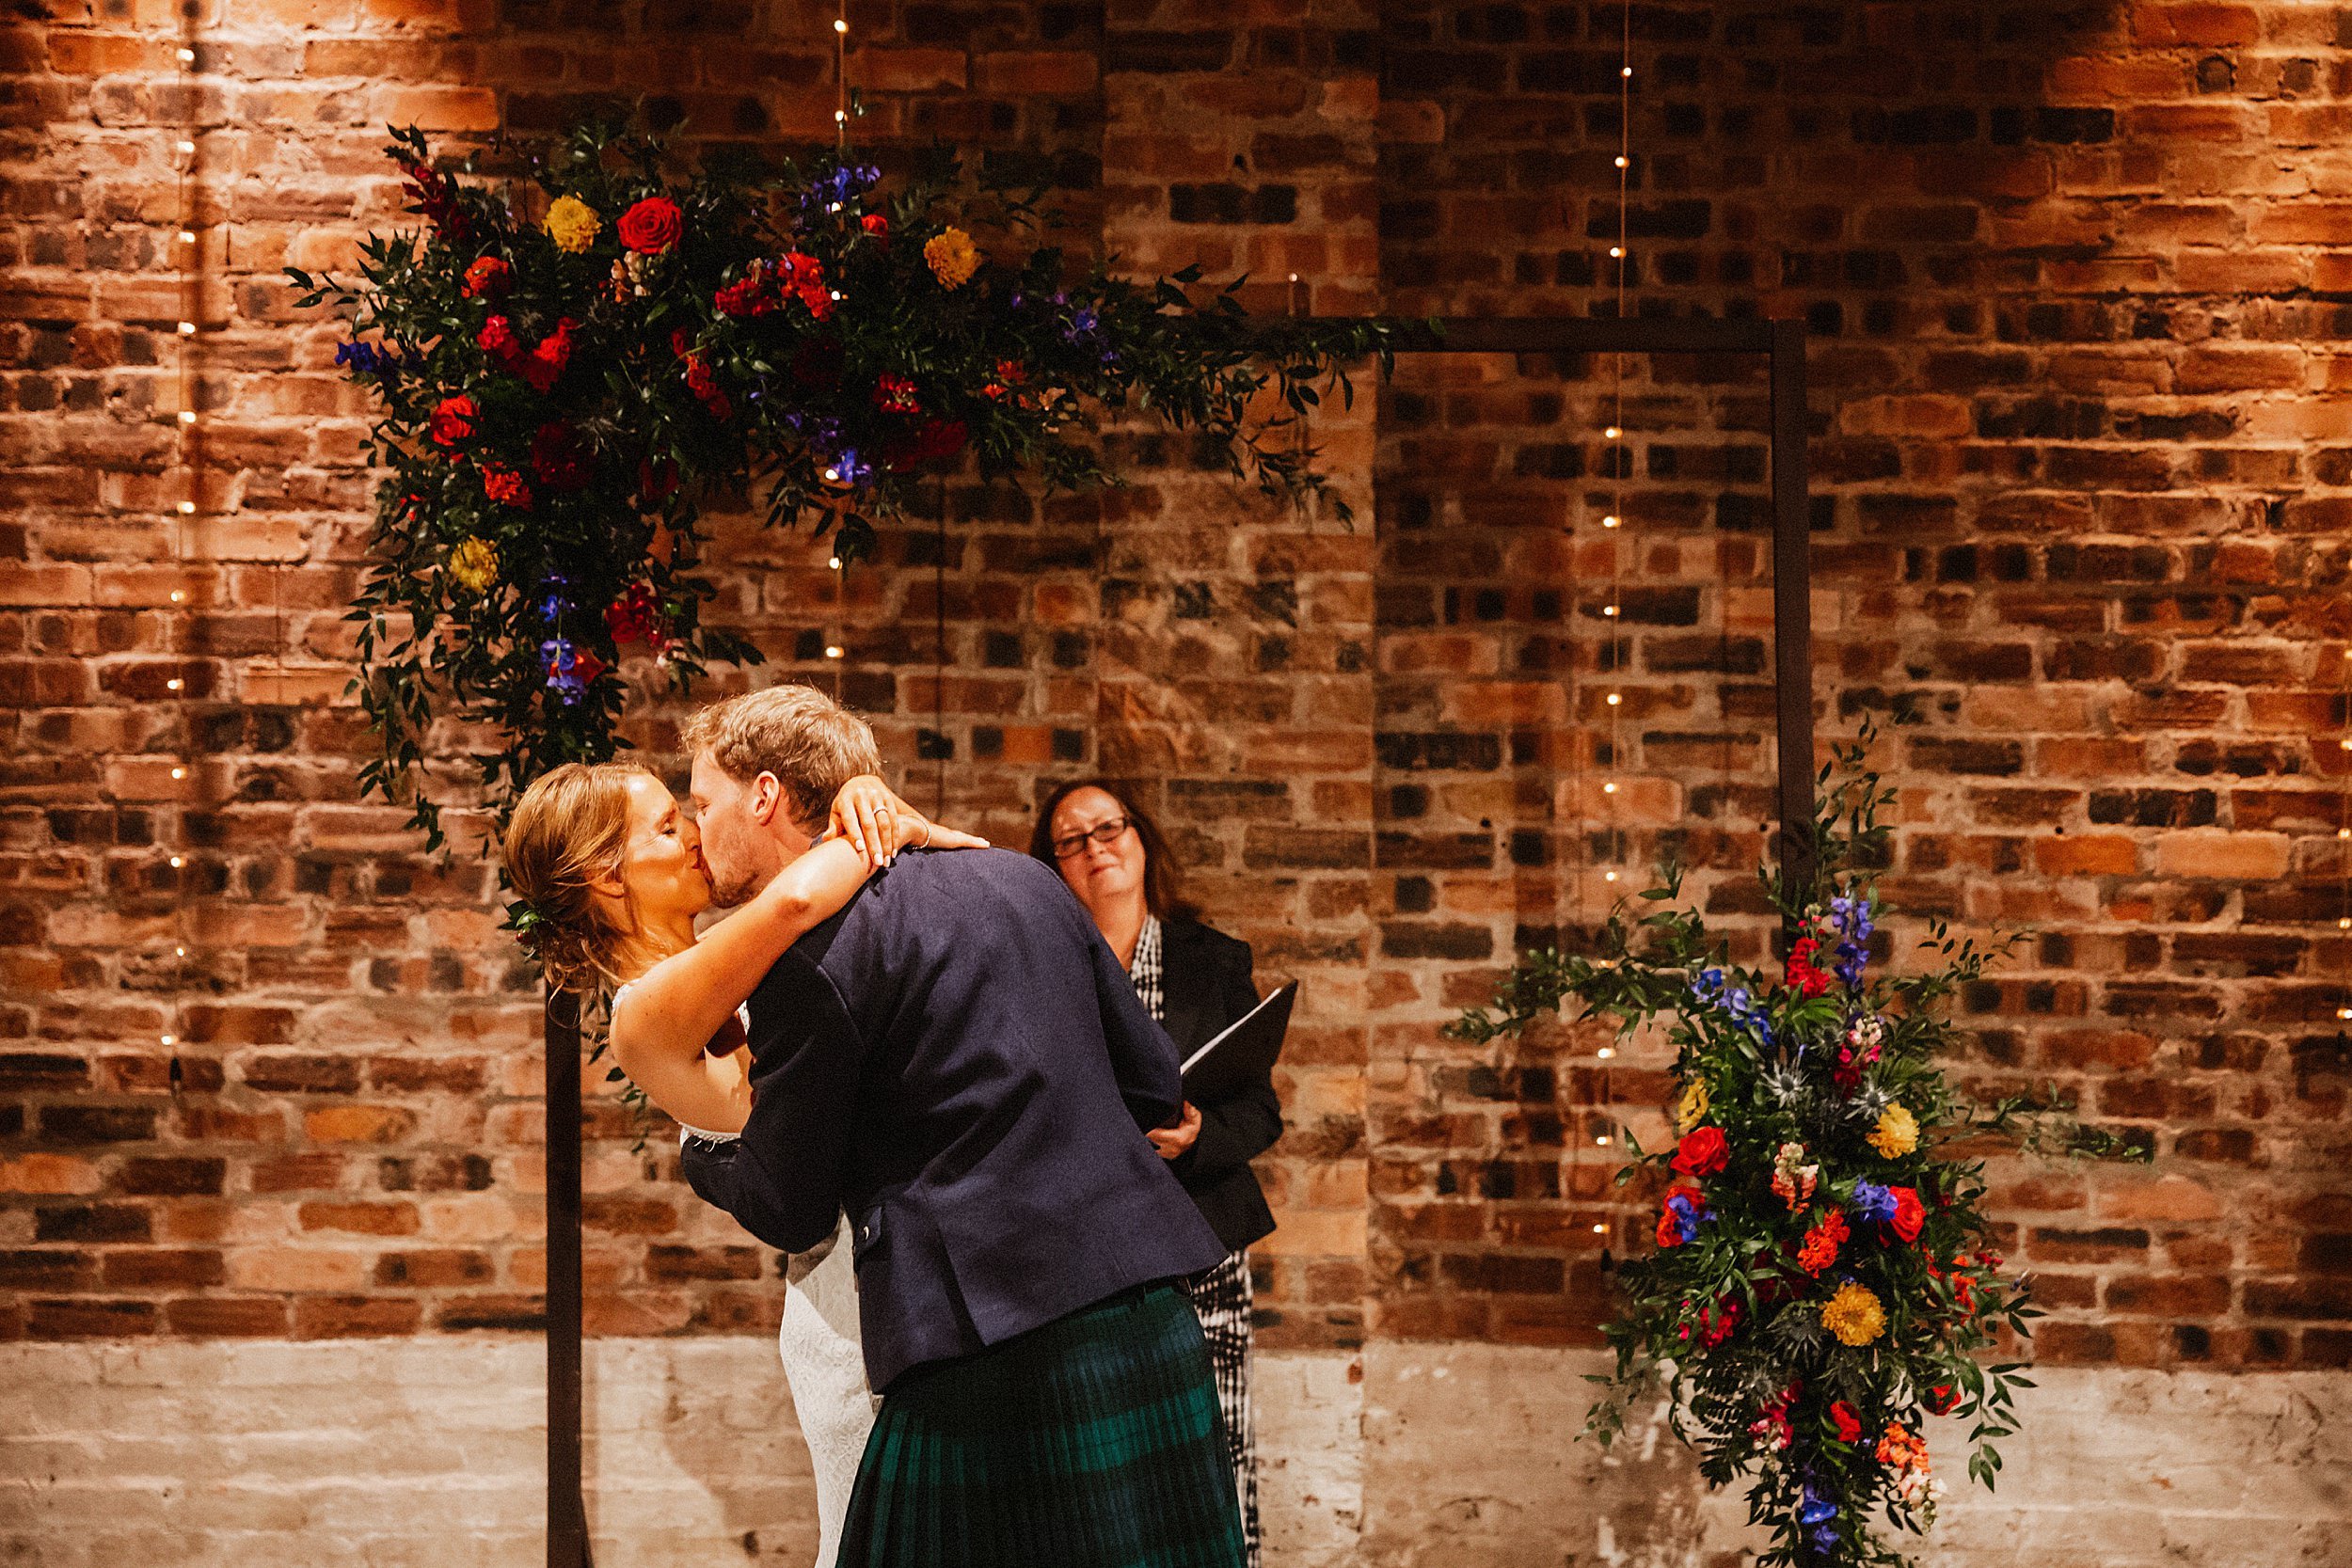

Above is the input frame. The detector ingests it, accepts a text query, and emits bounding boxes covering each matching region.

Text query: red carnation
[859,213,889,242]
[462,256,512,299]
[1797,1209,1849,1275]
[714,275,772,317]
[530,421,593,493]
[616,196,683,256]
[605,583,661,647]
[1830,1402,1862,1444]
[1671,1125,1729,1180]
[520,318,577,394]
[1888,1185,1926,1243]
[427,395,477,448]
[481,464,532,510]
[776,250,831,318]
[637,454,679,502]
[1786,935,1833,998]
[477,314,521,364]
[872,373,921,416]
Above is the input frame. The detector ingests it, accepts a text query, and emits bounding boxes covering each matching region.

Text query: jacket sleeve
[1173,937,1285,1181]
[679,952,863,1255]
[1088,915,1185,1133]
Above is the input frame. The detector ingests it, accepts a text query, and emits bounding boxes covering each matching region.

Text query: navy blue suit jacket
[680,847,1228,1392]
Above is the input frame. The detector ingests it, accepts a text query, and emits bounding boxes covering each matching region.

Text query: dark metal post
[544,985,591,1568]
[1768,317,1817,894]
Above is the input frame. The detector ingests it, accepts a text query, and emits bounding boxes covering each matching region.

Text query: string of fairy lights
[822,6,851,691]
[1581,5,1636,1235]
[158,28,204,1058]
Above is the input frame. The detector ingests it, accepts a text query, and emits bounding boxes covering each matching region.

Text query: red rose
[616,196,683,256]
[462,256,512,299]
[1671,1125,1729,1179]
[859,213,889,241]
[605,583,660,646]
[427,395,477,447]
[1655,1207,1683,1249]
[1889,1186,1926,1243]
[520,318,576,394]
[1830,1402,1861,1444]
[481,464,532,510]
[530,421,593,493]
[1924,1383,1961,1416]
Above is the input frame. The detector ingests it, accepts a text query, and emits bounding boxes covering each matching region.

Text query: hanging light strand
[162,26,203,1056]
[834,8,850,150]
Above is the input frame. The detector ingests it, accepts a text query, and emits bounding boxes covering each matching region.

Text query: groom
[676,683,1245,1567]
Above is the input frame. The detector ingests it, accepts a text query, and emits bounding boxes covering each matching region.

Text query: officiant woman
[1031,782,1281,1568]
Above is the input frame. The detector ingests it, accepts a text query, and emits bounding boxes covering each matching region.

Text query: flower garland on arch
[294,123,1400,846]
[1449,727,2147,1568]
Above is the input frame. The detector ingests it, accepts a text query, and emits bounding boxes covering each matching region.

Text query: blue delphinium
[1829,888,1874,987]
[1692,966,1774,1044]
[335,339,402,377]
[1799,1482,1839,1550]
[1851,1180,1898,1225]
[541,638,590,701]
[801,162,880,218]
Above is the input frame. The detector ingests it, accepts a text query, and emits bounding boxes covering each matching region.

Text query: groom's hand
[1146,1101,1201,1161]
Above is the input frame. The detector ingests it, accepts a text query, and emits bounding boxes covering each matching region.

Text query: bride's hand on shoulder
[827,776,989,867]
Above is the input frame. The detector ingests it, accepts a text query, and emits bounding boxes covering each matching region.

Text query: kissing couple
[502,684,1247,1568]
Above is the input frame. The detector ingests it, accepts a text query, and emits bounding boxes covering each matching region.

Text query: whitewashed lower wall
[1,1340,2344,1567]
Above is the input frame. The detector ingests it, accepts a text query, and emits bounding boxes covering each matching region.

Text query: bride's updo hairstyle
[502,761,649,993]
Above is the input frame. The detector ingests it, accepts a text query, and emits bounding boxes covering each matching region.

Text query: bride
[501,760,985,1566]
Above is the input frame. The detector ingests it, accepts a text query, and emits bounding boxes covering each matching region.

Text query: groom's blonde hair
[682,684,882,828]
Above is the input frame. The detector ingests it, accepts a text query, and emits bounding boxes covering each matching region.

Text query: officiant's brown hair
[683,683,882,830]
[1027,779,1197,921]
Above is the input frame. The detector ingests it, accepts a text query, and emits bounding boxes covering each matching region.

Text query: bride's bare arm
[610,783,987,1133]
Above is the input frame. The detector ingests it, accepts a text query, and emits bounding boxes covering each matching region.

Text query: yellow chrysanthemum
[1676,1078,1710,1135]
[1820,1281,1886,1347]
[1869,1103,1920,1160]
[447,535,500,593]
[923,226,980,288]
[544,195,602,254]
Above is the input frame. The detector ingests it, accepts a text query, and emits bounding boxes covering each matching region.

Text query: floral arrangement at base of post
[1448,729,2147,1568]
[294,122,1403,848]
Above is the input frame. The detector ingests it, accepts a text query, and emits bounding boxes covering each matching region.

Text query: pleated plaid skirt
[834,1283,1247,1568]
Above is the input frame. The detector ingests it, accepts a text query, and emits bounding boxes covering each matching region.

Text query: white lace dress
[616,989,878,1567]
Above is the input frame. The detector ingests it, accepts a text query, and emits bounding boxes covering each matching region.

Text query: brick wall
[3,0,2348,1375]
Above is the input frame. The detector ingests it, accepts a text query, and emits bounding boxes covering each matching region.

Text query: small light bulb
[2340,738,2352,752]
[834,16,847,30]
[2339,1007,2352,1022]
[1607,692,1622,706]
[178,230,197,245]
[834,109,848,123]
[178,410,197,424]
[166,678,183,691]
[824,644,844,659]
[1614,155,1628,169]
[178,500,196,515]
[177,139,195,154]
[823,468,840,483]
[1602,514,1620,529]
[1597,1046,1615,1059]
[177,321,197,335]
[828,556,843,570]
[1592,1222,1606,1234]
[178,47,196,62]
[2339,829,2349,840]
[2339,917,2349,930]
[1602,782,1617,795]
[1609,245,1625,259]
[828,202,841,214]
[169,767,186,780]
[161,1032,177,1046]
[1605,870,1619,882]
[1604,425,1621,438]
[168,590,184,603]
[1602,604,1619,617]
[175,945,186,958]
[1596,1134,1610,1147]
[168,855,184,867]
[1621,65,1633,78]
[829,289,843,300]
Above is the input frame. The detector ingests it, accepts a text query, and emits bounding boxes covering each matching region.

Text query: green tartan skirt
[834,1283,1247,1568]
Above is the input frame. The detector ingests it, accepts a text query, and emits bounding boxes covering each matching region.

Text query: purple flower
[1662,1190,1708,1244]
[1851,1180,1898,1224]
[1800,1482,1838,1548]
[335,340,402,377]
[537,576,572,626]
[800,161,880,218]
[1830,890,1875,986]
[1691,965,1776,1045]
[542,638,590,701]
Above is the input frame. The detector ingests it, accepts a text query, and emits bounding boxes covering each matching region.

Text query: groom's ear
[747,771,785,827]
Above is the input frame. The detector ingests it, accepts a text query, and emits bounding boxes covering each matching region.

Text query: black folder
[1179,980,1297,1103]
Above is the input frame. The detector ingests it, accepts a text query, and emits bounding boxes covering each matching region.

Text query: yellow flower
[1820,1282,1886,1347]
[923,226,980,288]
[1869,1103,1920,1160]
[544,195,601,254]
[447,535,499,593]
[1676,1078,1710,1135]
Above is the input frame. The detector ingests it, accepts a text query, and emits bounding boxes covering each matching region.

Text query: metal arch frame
[539,313,1812,1568]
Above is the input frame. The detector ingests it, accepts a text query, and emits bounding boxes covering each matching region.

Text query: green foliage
[296,122,1406,848]
[1448,724,2148,1566]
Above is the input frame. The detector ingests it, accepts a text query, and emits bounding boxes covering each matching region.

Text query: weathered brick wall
[4,0,2349,1379]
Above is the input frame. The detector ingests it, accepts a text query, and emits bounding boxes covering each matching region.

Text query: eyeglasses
[1051,816,1131,860]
